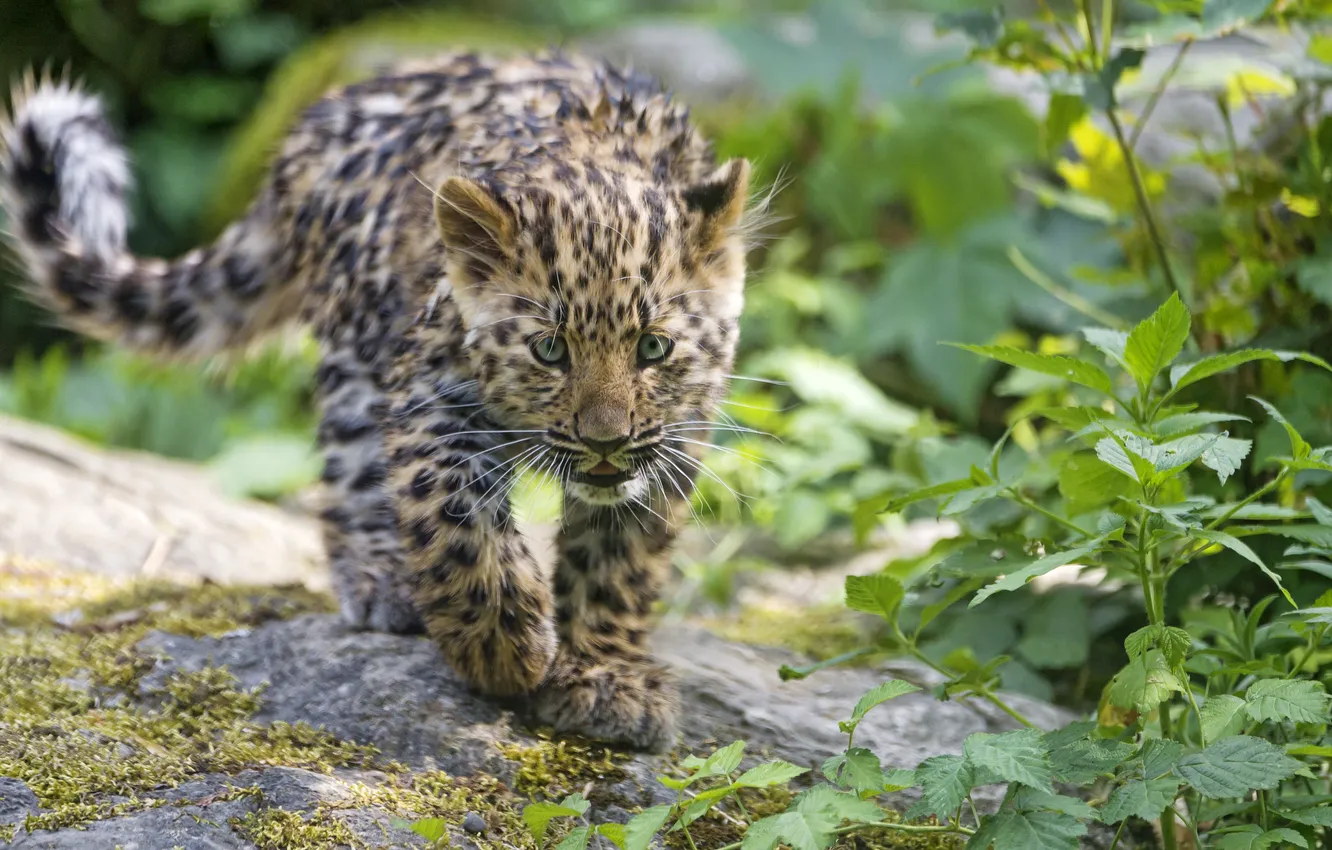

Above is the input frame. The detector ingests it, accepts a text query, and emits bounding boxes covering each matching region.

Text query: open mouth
[577,460,633,488]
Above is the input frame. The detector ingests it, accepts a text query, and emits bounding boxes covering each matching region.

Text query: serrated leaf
[882,768,917,791]
[845,574,905,623]
[1099,777,1181,823]
[556,826,592,850]
[403,818,449,842]
[1191,529,1295,606]
[1201,437,1252,484]
[980,809,1086,850]
[736,760,809,788]
[1244,679,1331,724]
[1108,650,1184,712]
[1156,412,1250,436]
[695,741,746,781]
[1123,624,1191,666]
[1153,433,1222,474]
[913,754,975,819]
[963,729,1053,791]
[1013,788,1097,821]
[1200,694,1248,742]
[847,680,921,726]
[1169,349,1331,393]
[1048,739,1136,785]
[1251,396,1310,460]
[942,484,1004,515]
[1307,497,1332,526]
[822,748,885,796]
[798,786,884,824]
[1281,806,1332,826]
[623,806,672,850]
[596,823,626,849]
[524,797,590,845]
[1140,739,1183,778]
[1175,736,1305,798]
[949,344,1115,394]
[1124,293,1190,390]
[1214,826,1309,850]
[1082,327,1130,370]
[972,539,1105,607]
[1095,435,1155,482]
[1059,453,1134,509]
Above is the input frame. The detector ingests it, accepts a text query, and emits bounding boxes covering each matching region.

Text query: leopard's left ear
[682,158,751,252]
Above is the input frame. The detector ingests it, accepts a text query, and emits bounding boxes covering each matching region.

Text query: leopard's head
[434,159,751,508]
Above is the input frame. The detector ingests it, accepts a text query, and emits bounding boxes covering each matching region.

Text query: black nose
[581,436,628,457]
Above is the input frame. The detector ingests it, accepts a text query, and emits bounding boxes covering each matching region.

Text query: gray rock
[461,811,487,834]
[0,777,39,827]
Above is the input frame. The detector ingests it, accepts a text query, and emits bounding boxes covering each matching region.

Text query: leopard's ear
[681,158,750,251]
[434,176,515,279]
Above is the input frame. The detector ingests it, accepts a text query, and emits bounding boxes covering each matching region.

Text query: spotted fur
[0,52,753,751]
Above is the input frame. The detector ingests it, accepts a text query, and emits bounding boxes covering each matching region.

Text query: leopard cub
[0,51,753,750]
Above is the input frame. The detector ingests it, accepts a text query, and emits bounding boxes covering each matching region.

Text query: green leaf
[845,680,921,729]
[402,818,448,842]
[845,575,905,623]
[1200,694,1248,742]
[741,787,882,850]
[1082,327,1130,370]
[980,810,1086,850]
[1175,736,1305,798]
[524,796,591,844]
[1307,497,1332,526]
[823,748,886,796]
[750,347,918,438]
[1169,349,1332,394]
[882,478,975,513]
[140,0,252,24]
[882,768,917,791]
[1095,435,1155,483]
[1281,807,1332,827]
[1059,453,1134,509]
[971,538,1105,607]
[1043,93,1087,159]
[556,826,592,850]
[1140,739,1184,778]
[1048,739,1136,785]
[694,741,746,781]
[596,824,626,849]
[1099,778,1181,824]
[1214,826,1309,850]
[736,760,809,788]
[623,806,672,850]
[1107,650,1184,712]
[1191,529,1295,606]
[1012,788,1096,821]
[913,754,975,819]
[1123,624,1192,666]
[963,729,1053,791]
[1201,437,1252,485]
[949,344,1114,394]
[942,484,1004,515]
[1250,396,1310,460]
[1155,412,1250,436]
[1124,294,1190,390]
[1244,679,1331,724]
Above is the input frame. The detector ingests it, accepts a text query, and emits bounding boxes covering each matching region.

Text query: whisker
[725,374,789,386]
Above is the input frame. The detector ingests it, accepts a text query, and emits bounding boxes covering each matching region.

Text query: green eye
[637,333,674,365]
[531,335,568,365]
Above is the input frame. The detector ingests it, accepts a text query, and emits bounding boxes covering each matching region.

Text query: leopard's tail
[0,74,300,357]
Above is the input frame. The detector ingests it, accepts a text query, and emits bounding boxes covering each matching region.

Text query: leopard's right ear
[434,177,515,280]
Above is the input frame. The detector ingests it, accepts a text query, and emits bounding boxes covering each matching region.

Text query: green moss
[0,556,370,836]
[498,735,628,798]
[232,809,358,850]
[704,602,878,663]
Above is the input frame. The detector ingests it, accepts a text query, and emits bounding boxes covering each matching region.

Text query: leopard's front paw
[531,656,679,752]
[335,565,424,635]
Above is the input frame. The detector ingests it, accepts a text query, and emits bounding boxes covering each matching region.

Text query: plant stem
[1006,245,1130,330]
[1108,819,1128,850]
[1259,789,1270,831]
[712,820,974,850]
[904,644,1037,728]
[1171,471,1288,569]
[1104,109,1187,309]
[1079,0,1101,66]
[1007,490,1095,539]
[1129,40,1193,151]
[1159,709,1179,850]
